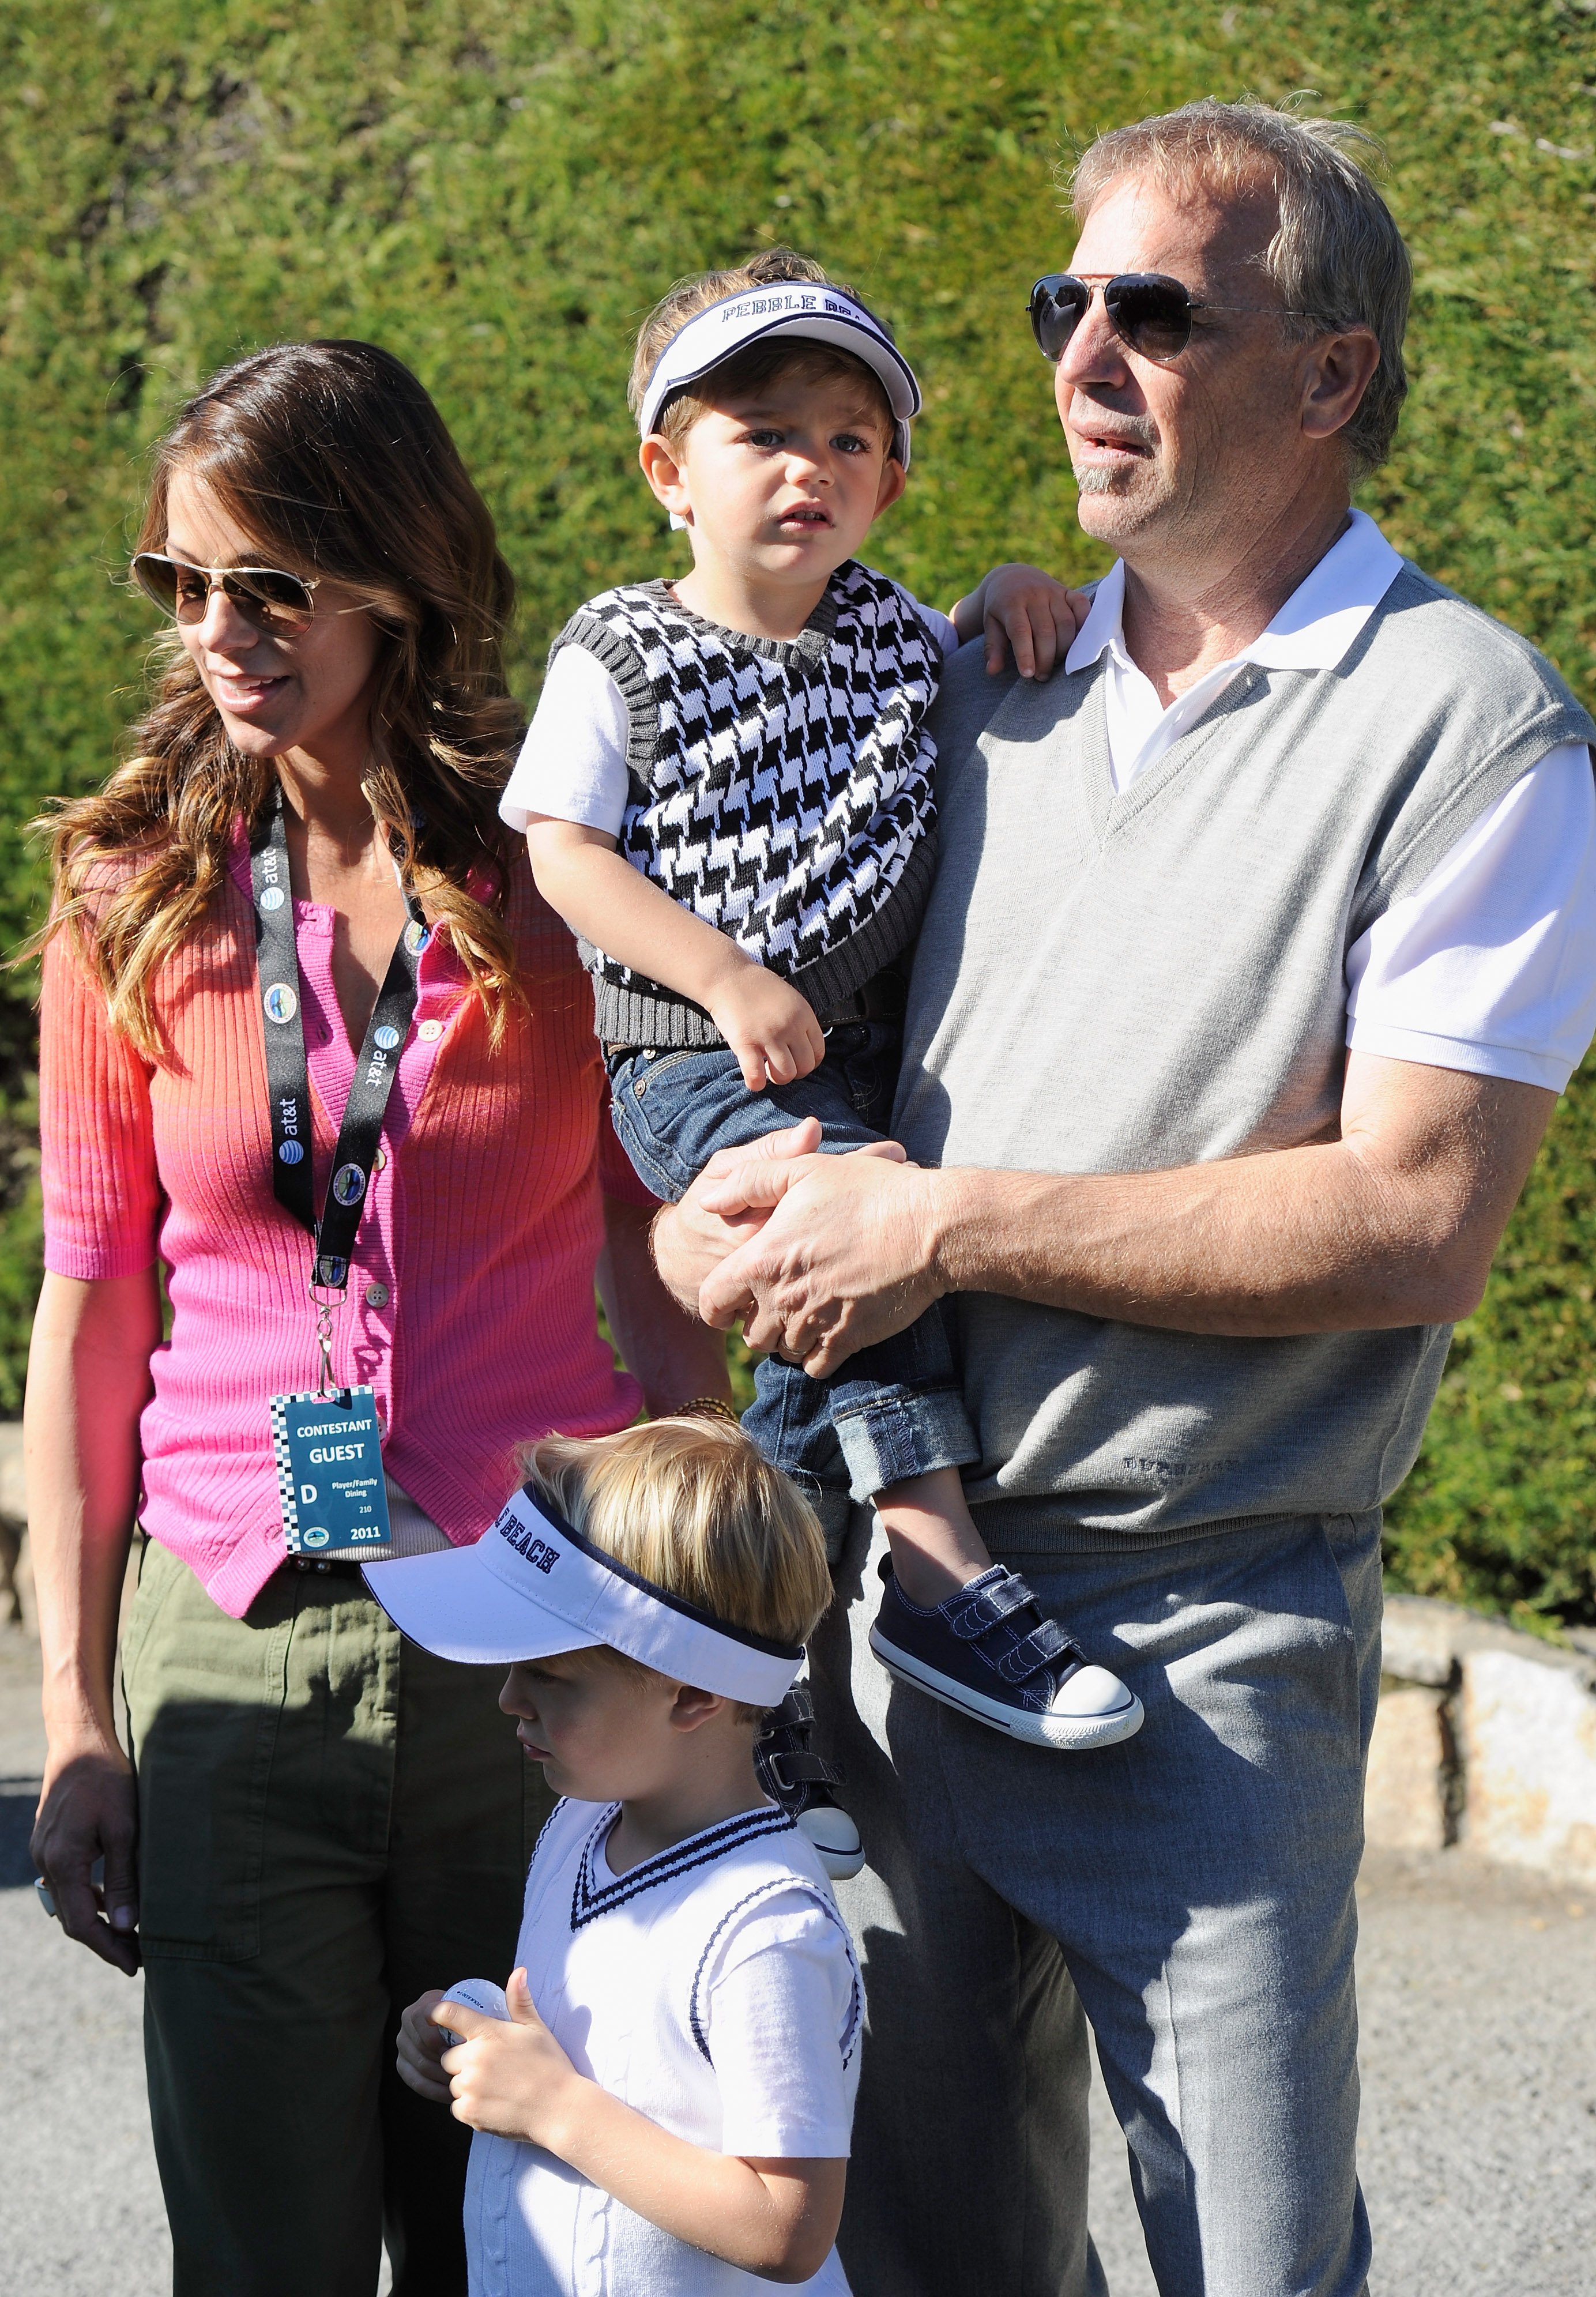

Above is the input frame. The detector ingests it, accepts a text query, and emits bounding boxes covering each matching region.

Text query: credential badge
[331,1162,367,1207]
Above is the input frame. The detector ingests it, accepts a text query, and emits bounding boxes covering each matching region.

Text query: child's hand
[397,1990,454,2104]
[957,564,1091,682]
[707,963,827,1092]
[436,1969,583,2147]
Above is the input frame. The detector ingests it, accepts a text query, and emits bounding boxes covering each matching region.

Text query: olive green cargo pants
[122,1537,550,2297]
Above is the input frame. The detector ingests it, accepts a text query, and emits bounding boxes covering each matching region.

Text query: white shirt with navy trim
[464,1796,861,2296]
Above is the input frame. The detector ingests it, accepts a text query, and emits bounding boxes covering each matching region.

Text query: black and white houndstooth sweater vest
[549,560,944,1048]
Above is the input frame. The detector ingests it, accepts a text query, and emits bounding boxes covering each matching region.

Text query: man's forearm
[690,1063,1556,1373]
[931,1064,1552,1335]
[928,1147,1466,1336]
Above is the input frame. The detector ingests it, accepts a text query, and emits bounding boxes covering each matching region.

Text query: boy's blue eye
[833,434,870,455]
[746,429,785,448]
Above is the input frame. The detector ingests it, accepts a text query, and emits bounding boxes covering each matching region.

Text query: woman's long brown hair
[37,340,526,1052]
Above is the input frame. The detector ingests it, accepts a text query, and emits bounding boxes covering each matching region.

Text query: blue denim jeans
[810,1504,1381,2297]
[607,1029,978,1531]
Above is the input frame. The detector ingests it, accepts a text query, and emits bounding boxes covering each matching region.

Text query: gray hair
[1070,99,1412,479]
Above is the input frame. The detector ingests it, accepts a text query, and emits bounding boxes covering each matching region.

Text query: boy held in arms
[376,1419,860,2294]
[500,250,1142,1828]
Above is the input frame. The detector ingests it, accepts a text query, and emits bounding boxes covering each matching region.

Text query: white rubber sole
[796,1809,867,1882]
[811,1839,867,1882]
[869,1626,1146,1752]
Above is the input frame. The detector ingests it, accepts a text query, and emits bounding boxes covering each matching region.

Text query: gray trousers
[812,1507,1381,2297]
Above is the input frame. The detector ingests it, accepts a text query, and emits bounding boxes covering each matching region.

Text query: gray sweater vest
[895,562,1595,1549]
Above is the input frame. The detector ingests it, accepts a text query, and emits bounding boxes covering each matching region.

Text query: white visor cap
[363,1485,804,1709]
[637,282,922,469]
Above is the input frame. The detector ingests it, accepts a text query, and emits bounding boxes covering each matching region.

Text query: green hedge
[2,0,1593,1615]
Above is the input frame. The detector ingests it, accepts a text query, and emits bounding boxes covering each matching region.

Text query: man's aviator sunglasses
[1027,272,1306,364]
[131,551,319,635]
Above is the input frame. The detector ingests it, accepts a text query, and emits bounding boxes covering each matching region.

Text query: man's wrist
[920,1165,968,1298]
[920,1163,1044,1300]
[647,1201,701,1314]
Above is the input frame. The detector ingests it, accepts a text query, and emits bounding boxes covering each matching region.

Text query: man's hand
[31,1744,141,1976]
[705,965,827,1092]
[436,1970,584,2147]
[695,1143,937,1375]
[650,1120,908,1332]
[954,563,1091,681]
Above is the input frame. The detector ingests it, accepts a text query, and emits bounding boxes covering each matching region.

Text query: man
[656,100,1596,2296]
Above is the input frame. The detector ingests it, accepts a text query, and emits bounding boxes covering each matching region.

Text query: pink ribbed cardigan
[40,834,649,1618]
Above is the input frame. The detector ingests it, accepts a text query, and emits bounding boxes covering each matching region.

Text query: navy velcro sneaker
[754,1681,867,1880]
[868,1561,1145,1751]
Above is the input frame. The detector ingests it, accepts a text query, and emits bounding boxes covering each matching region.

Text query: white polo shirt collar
[1063,508,1406,789]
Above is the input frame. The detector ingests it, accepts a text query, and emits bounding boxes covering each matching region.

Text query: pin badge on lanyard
[252,792,430,1557]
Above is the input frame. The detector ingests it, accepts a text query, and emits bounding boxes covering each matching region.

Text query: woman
[25,340,727,2297]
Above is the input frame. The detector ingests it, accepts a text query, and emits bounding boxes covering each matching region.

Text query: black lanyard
[250,792,428,1296]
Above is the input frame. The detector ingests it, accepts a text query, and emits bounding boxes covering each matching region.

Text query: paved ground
[3,1609,1592,2295]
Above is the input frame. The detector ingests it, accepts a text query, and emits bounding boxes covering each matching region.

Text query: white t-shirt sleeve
[1345,743,1596,1092]
[703,1889,861,2160]
[499,645,633,836]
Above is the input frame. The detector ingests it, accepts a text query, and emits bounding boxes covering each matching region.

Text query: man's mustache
[1066,405,1158,494]
[1066,409,1159,457]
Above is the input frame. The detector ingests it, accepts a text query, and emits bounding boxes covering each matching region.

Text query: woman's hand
[436,1969,583,2145]
[397,1989,454,2104]
[597,1192,733,1419]
[31,1741,141,1975]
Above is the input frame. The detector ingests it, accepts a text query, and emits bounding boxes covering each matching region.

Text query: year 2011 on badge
[270,1385,393,1556]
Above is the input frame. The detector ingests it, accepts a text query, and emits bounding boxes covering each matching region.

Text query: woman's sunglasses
[1027,272,1304,365]
[130,551,319,635]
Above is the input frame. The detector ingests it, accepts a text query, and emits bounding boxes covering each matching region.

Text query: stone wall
[1368,1595,1596,1887]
